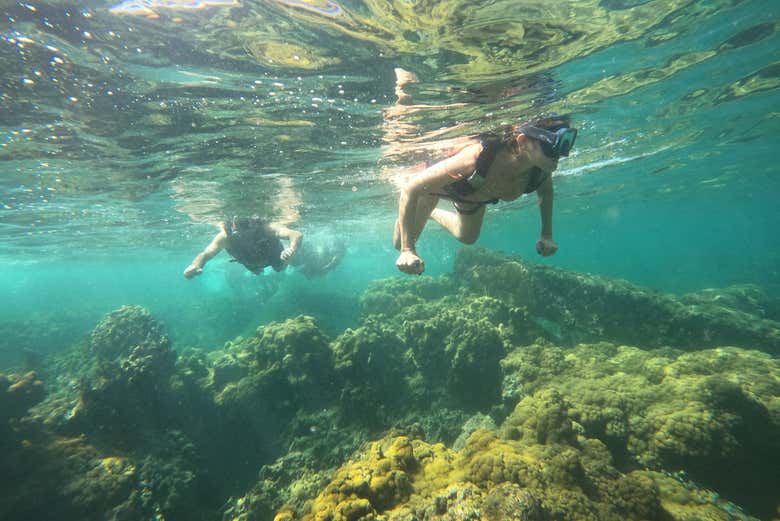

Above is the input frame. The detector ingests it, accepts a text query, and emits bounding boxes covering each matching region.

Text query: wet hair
[522,114,572,133]
[227,215,269,234]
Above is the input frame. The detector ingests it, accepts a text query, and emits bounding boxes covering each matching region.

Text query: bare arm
[270,223,303,261]
[184,229,228,278]
[397,144,480,253]
[535,175,558,256]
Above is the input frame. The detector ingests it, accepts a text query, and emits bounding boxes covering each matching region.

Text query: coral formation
[0,371,45,426]
[453,247,780,353]
[88,304,171,362]
[500,342,780,517]
[293,422,756,521]
[3,249,779,521]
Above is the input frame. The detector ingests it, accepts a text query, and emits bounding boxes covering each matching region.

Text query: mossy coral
[453,247,780,353]
[88,304,170,361]
[292,422,744,521]
[0,371,45,425]
[500,342,780,517]
[332,317,410,425]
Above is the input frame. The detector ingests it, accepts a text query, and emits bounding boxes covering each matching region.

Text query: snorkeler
[388,69,577,276]
[184,216,345,279]
[183,216,301,278]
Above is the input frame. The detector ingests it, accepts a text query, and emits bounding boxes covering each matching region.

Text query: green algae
[3,248,779,520]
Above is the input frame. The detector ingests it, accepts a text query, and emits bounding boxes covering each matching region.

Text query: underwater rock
[332,317,411,426]
[210,351,249,389]
[392,406,471,448]
[0,371,45,426]
[500,342,780,518]
[360,276,459,318]
[445,317,505,411]
[481,483,544,521]
[0,432,134,521]
[453,412,497,451]
[88,304,171,362]
[224,409,368,521]
[361,293,515,413]
[0,414,213,521]
[11,274,777,521]
[681,283,780,321]
[206,317,341,490]
[453,247,780,353]
[251,315,337,410]
[301,436,416,520]
[500,389,579,447]
[72,332,177,441]
[287,421,754,521]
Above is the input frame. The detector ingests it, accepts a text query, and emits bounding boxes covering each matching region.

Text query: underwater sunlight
[1,1,778,520]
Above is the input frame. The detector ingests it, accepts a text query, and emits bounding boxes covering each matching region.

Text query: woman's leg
[430,205,486,244]
[394,194,439,250]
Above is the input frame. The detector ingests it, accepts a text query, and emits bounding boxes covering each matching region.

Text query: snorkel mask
[518,125,578,158]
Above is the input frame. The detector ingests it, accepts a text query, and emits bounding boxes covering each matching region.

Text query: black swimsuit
[433,136,550,215]
[224,219,285,274]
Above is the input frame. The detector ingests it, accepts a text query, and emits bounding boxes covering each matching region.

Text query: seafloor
[2,248,778,521]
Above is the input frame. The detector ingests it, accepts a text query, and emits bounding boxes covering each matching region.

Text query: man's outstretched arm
[184,229,228,278]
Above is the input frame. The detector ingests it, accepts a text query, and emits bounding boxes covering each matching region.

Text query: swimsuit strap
[442,136,504,198]
[472,136,503,179]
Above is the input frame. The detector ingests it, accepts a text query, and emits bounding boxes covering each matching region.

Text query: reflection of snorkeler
[384,68,578,276]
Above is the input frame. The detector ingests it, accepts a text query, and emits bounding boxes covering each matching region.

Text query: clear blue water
[1,0,779,360]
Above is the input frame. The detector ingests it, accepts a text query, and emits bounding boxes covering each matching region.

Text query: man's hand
[183,264,203,279]
[536,237,558,257]
[280,246,297,262]
[396,250,425,275]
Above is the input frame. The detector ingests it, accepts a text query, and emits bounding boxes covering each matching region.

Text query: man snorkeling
[184,216,344,279]
[184,216,300,278]
[388,70,578,275]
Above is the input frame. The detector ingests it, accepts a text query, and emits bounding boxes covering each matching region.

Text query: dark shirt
[224,218,285,274]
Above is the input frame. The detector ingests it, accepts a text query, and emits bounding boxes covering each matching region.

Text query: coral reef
[500,342,780,517]
[332,317,411,426]
[0,371,45,427]
[88,304,171,362]
[453,248,780,353]
[4,250,779,521]
[292,422,757,521]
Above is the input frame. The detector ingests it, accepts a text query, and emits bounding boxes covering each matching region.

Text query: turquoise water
[1,1,779,519]
[2,0,778,359]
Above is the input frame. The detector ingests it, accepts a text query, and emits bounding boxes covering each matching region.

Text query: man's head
[230,215,265,234]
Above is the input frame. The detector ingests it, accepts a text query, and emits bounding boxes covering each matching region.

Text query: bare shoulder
[445,142,482,173]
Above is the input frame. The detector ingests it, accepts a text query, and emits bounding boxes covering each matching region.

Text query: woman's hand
[536,237,558,257]
[396,250,425,275]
